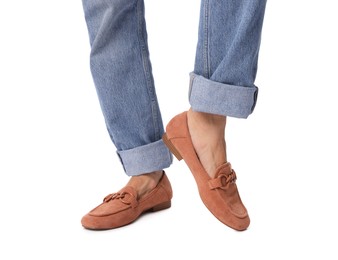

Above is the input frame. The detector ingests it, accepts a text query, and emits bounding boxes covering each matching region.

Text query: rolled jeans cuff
[117,140,173,176]
[189,73,258,118]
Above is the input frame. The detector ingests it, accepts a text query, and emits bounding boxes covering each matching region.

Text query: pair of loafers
[81,111,249,231]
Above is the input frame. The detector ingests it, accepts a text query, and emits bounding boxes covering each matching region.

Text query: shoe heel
[162,133,183,161]
[151,200,171,212]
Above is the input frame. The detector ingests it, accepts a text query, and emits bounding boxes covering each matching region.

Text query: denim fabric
[81,0,172,176]
[191,0,267,118]
[81,0,266,176]
[189,72,259,118]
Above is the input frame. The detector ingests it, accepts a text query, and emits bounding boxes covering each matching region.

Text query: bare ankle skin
[126,170,163,198]
[187,108,227,178]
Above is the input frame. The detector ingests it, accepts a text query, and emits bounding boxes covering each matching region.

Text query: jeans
[81,0,267,176]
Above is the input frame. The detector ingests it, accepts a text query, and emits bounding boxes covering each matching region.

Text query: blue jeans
[81,0,267,176]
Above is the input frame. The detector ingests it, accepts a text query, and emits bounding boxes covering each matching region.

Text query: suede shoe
[81,172,172,230]
[163,111,250,231]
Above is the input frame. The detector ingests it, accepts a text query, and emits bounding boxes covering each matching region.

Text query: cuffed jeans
[81,0,267,176]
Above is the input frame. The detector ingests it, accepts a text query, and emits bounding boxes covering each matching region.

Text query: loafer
[81,172,172,230]
[163,111,250,231]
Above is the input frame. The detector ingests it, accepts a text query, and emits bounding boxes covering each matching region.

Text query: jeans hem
[189,73,258,118]
[117,139,173,176]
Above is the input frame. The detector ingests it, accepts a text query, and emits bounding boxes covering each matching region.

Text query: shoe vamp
[89,200,132,217]
[218,184,247,217]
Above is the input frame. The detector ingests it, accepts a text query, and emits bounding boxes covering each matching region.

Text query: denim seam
[188,72,195,100]
[203,0,211,78]
[136,0,160,140]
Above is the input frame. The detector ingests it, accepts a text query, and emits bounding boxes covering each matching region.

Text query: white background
[1,0,338,259]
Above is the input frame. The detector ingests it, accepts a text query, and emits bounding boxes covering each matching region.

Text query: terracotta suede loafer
[81,172,172,230]
[163,111,250,231]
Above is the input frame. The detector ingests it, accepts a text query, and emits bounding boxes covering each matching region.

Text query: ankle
[187,109,226,146]
[188,108,226,125]
[188,109,226,137]
[187,108,227,177]
[127,170,163,198]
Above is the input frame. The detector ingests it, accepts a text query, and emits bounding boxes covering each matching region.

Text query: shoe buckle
[208,170,237,190]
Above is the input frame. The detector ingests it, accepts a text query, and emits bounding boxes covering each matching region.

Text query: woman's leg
[82,0,172,177]
[81,0,173,230]
[163,0,267,230]
[189,0,267,177]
